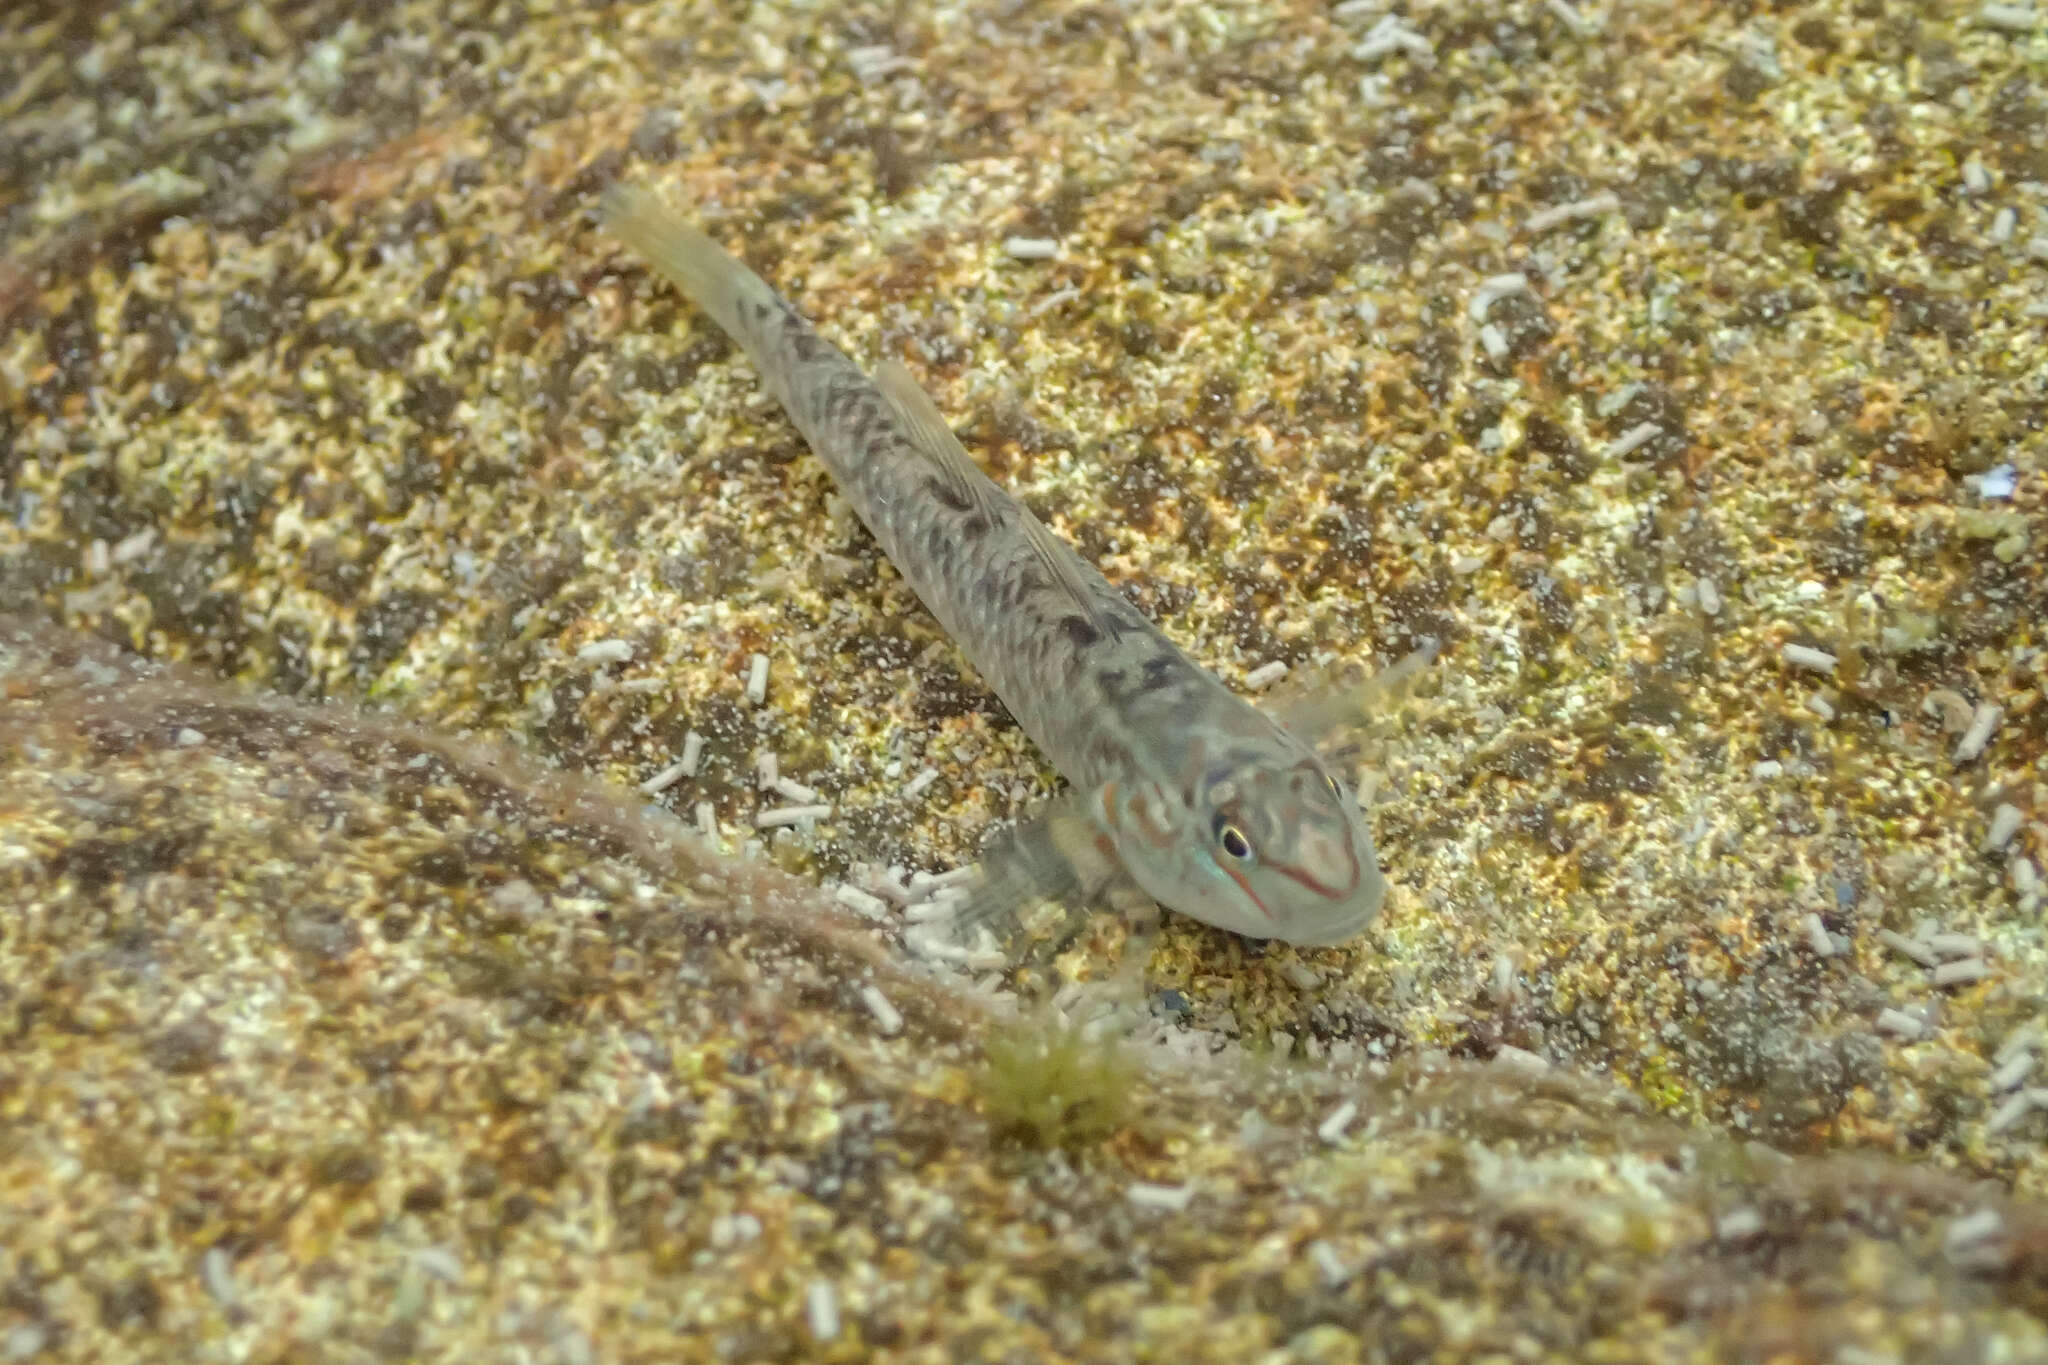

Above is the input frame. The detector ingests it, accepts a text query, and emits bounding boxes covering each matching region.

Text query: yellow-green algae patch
[979,1008,1144,1151]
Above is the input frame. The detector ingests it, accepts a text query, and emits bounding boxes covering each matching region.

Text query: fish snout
[1284,864,1385,946]
[1277,817,1385,946]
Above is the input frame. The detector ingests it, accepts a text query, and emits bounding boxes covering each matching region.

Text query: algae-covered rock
[2,0,2046,1356]
[3,616,2045,1361]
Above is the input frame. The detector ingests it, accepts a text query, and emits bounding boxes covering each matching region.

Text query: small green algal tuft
[978,1011,1141,1150]
[1956,508,2031,563]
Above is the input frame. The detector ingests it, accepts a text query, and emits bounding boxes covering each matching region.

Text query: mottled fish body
[602,184,1385,946]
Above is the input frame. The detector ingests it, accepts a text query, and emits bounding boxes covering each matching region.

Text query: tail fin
[599,183,778,349]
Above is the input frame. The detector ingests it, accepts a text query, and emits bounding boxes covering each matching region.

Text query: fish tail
[600,183,783,359]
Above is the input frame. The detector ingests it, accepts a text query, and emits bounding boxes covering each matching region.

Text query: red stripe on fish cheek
[1223,864,1276,922]
[1276,841,1360,900]
[1267,824,1361,899]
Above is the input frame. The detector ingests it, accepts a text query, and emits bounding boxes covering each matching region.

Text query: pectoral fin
[947,785,1124,949]
[1273,639,1438,748]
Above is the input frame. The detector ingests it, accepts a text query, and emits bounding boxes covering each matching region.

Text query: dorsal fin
[875,359,1124,639]
[874,359,1005,522]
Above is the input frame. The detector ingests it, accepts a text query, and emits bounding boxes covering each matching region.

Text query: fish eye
[1214,816,1254,862]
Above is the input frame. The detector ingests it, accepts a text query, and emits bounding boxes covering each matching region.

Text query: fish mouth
[1273,904,1374,948]
[1283,913,1376,948]
[1280,878,1387,948]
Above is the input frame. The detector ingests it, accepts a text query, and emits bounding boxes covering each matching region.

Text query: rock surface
[1,0,2045,1359]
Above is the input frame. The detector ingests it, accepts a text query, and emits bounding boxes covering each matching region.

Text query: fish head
[1103,740,1385,947]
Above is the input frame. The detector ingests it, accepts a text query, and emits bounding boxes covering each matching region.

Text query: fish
[600,182,1392,948]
